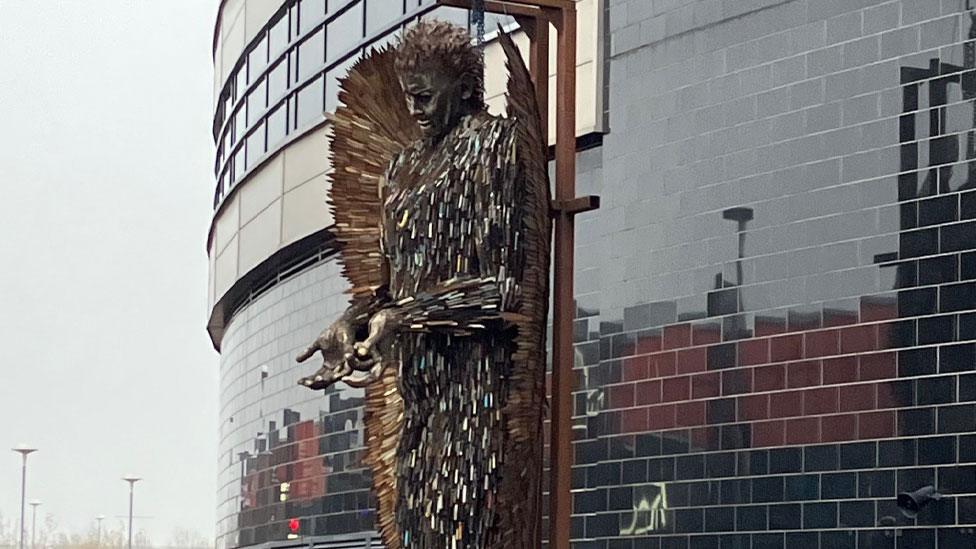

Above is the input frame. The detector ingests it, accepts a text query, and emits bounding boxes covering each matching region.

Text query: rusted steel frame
[514,12,549,135]
[549,5,577,549]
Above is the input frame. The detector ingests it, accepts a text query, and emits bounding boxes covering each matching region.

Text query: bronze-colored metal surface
[549,7,577,549]
[297,20,552,548]
[551,195,600,215]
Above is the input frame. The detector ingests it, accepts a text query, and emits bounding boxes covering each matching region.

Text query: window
[248,36,269,80]
[297,28,325,82]
[424,6,468,28]
[234,67,247,103]
[233,151,245,182]
[327,1,364,64]
[268,60,289,103]
[246,123,267,169]
[365,0,402,36]
[484,13,516,32]
[269,13,290,57]
[295,77,325,129]
[234,106,247,145]
[325,56,359,113]
[267,105,288,149]
[247,80,267,126]
[223,132,232,160]
[299,0,326,34]
[222,94,232,128]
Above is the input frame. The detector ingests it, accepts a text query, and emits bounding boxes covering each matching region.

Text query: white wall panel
[239,155,284,225]
[237,199,282,276]
[282,175,331,245]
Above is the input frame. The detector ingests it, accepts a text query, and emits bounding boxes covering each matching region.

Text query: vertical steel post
[96,516,105,549]
[29,502,40,549]
[13,447,37,549]
[19,457,27,549]
[122,476,141,549]
[127,485,134,549]
[549,5,576,549]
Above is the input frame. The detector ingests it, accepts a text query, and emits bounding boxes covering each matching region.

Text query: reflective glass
[269,13,289,57]
[295,76,324,128]
[325,55,358,113]
[365,0,402,36]
[266,104,287,149]
[484,13,515,32]
[233,150,244,182]
[246,123,267,169]
[326,1,363,64]
[234,106,246,145]
[424,6,468,28]
[267,59,288,103]
[248,36,268,80]
[234,67,247,102]
[246,80,267,126]
[297,28,324,81]
[222,129,231,161]
[299,0,326,34]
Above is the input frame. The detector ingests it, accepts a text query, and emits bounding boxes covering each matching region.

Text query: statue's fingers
[296,344,318,363]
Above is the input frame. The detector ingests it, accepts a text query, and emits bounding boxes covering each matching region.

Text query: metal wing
[496,30,553,549]
[329,46,420,296]
[328,46,417,549]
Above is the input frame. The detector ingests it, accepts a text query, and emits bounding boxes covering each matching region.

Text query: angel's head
[395,20,485,140]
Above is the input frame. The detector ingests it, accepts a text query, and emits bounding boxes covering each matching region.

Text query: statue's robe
[381,112,523,548]
[322,31,550,549]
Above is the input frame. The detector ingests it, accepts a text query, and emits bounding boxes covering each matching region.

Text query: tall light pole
[121,476,141,549]
[95,515,105,549]
[12,445,38,549]
[28,501,41,549]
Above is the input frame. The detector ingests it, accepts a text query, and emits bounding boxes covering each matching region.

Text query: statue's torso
[380,113,521,547]
[382,112,517,302]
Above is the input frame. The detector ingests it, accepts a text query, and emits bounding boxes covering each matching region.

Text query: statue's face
[401,69,472,140]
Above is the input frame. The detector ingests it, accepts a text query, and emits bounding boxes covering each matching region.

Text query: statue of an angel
[296,20,551,549]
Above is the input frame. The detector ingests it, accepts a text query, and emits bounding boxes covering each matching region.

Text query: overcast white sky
[0,0,219,543]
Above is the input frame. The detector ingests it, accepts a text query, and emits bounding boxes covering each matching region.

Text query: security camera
[897,485,942,518]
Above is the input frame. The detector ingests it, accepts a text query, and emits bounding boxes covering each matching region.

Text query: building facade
[209,1,976,548]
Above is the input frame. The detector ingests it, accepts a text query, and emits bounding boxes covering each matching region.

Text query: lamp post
[121,476,141,549]
[12,445,38,549]
[28,501,41,549]
[95,515,105,548]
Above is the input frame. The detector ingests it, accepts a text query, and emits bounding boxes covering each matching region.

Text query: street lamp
[28,501,41,549]
[95,515,105,549]
[121,476,141,549]
[12,445,38,549]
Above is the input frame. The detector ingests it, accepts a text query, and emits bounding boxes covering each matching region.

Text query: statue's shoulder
[470,111,517,132]
[462,112,519,149]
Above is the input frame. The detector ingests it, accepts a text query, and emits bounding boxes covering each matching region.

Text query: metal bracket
[550,195,600,216]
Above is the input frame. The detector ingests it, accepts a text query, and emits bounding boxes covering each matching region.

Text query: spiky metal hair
[394,19,485,107]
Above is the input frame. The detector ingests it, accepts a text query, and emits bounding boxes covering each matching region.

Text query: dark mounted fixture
[897,485,943,518]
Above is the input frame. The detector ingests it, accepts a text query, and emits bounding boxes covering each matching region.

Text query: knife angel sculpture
[296,20,551,549]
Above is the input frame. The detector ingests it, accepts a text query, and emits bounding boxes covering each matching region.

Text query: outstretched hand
[296,318,356,390]
[350,309,402,370]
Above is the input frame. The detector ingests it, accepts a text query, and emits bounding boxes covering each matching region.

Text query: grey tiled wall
[566,1,976,547]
